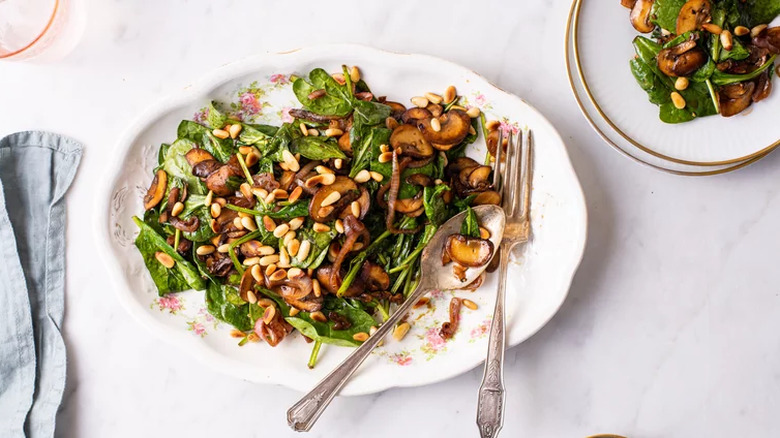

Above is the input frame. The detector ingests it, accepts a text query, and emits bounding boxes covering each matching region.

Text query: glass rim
[0,0,59,59]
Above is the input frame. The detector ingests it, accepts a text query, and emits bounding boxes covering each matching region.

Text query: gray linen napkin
[0,131,82,438]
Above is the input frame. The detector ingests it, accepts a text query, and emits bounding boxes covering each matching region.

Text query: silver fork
[476,127,533,438]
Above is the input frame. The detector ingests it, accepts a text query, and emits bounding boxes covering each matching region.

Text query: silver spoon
[287,204,506,432]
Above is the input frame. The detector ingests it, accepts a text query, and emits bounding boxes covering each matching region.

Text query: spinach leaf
[157,143,170,167]
[349,126,390,178]
[135,227,189,295]
[177,120,235,163]
[719,37,750,62]
[258,122,294,162]
[206,101,228,129]
[744,0,780,26]
[292,68,352,117]
[651,0,686,32]
[133,216,207,294]
[423,185,451,226]
[182,206,215,242]
[238,123,272,146]
[205,283,252,331]
[290,136,346,160]
[631,58,672,104]
[691,59,716,83]
[289,224,337,269]
[266,201,310,221]
[163,139,206,194]
[352,99,391,125]
[460,207,481,238]
[712,55,778,85]
[453,194,477,212]
[285,296,376,347]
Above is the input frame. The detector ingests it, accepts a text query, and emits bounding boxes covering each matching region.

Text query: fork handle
[287,280,431,432]
[476,245,511,438]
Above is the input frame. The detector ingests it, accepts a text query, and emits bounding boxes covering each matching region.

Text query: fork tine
[492,128,503,191]
[500,130,514,212]
[507,130,523,217]
[517,129,533,220]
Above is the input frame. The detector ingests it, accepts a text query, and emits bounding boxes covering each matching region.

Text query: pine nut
[212,129,229,139]
[196,245,215,256]
[325,128,343,137]
[246,290,258,304]
[233,217,244,230]
[411,96,429,108]
[466,107,481,118]
[721,30,733,51]
[289,307,300,316]
[239,145,254,155]
[469,125,477,136]
[331,73,346,85]
[214,197,227,207]
[479,227,491,239]
[217,243,231,253]
[414,297,430,308]
[257,245,275,255]
[318,206,334,217]
[353,242,364,251]
[230,329,244,338]
[282,150,300,172]
[229,124,242,139]
[752,24,768,38]
[209,219,218,233]
[702,23,722,34]
[259,254,280,266]
[328,243,338,262]
[316,165,334,175]
[334,219,345,234]
[288,217,305,230]
[304,128,318,137]
[264,192,276,204]
[288,238,301,257]
[288,186,303,203]
[486,120,501,131]
[269,269,286,282]
[463,299,478,310]
[320,191,341,207]
[272,189,288,199]
[378,151,393,163]
[155,251,175,268]
[283,230,296,246]
[313,223,331,233]
[450,105,467,111]
[210,236,221,246]
[354,169,371,183]
[393,322,411,341]
[210,203,222,218]
[299,122,309,136]
[675,77,689,91]
[304,175,324,189]
[386,117,399,130]
[262,216,276,231]
[241,217,258,231]
[350,65,361,83]
[424,92,443,104]
[251,187,268,199]
[353,332,369,342]
[245,152,259,167]
[250,264,263,282]
[257,298,275,308]
[430,118,442,132]
[278,246,291,268]
[204,190,214,207]
[379,144,390,154]
[444,85,457,104]
[273,223,290,238]
[240,183,253,200]
[310,311,328,323]
[279,162,290,171]
[334,158,343,169]
[370,171,384,182]
[286,267,303,279]
[264,264,277,276]
[298,239,311,261]
[170,201,184,217]
[671,91,686,109]
[263,306,276,324]
[350,201,361,218]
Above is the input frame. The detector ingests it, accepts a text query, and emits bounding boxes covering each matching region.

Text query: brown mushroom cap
[143,169,167,211]
[185,148,216,167]
[192,159,222,179]
[753,69,773,103]
[472,190,501,205]
[401,108,432,124]
[467,166,492,191]
[384,101,407,119]
[719,81,756,117]
[752,27,780,55]
[359,261,390,291]
[417,109,471,145]
[389,124,434,158]
[676,0,711,35]
[338,132,351,153]
[444,234,495,268]
[309,176,360,222]
[395,196,424,213]
[339,186,370,220]
[630,0,656,33]
[657,42,707,77]
[206,164,241,196]
[621,0,637,8]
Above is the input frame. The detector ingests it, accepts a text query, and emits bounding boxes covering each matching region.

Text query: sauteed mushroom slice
[206,164,242,196]
[185,148,216,167]
[143,169,167,211]
[676,0,711,35]
[192,159,222,179]
[630,0,655,33]
[752,27,780,54]
[472,190,502,206]
[444,234,495,268]
[401,108,433,124]
[621,0,637,8]
[384,101,407,119]
[657,40,707,77]
[309,176,360,222]
[390,124,434,158]
[719,81,756,117]
[417,109,471,145]
[359,261,390,292]
[339,186,370,220]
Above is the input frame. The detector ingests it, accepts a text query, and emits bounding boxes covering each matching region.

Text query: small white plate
[97,44,587,395]
[572,0,780,165]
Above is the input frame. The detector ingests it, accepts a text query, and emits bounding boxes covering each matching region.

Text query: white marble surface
[2,0,780,436]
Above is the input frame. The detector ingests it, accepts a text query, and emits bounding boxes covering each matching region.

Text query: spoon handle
[287,282,430,432]
[476,246,510,438]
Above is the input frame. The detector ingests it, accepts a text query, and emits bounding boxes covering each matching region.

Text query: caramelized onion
[386,151,422,235]
[440,297,463,340]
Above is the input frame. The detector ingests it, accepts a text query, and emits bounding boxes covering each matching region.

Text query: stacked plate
[566,0,780,176]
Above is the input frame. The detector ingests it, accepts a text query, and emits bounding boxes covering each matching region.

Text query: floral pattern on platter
[157,73,499,366]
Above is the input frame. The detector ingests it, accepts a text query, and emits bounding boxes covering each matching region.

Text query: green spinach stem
[308,340,322,369]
